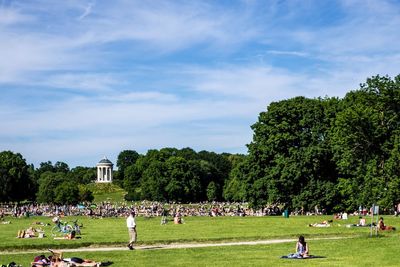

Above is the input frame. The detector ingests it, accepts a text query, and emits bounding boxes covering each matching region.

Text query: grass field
[1,215,399,266]
[87,183,127,203]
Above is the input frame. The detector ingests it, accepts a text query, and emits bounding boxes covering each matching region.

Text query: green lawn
[87,183,127,203]
[1,215,399,266]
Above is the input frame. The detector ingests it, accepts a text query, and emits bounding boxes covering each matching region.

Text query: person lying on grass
[308,220,331,227]
[51,257,103,267]
[53,230,81,240]
[378,217,396,231]
[61,257,102,267]
[17,227,42,238]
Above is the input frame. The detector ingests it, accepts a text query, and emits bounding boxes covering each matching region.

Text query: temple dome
[97,157,113,165]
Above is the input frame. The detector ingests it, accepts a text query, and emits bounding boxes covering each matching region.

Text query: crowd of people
[0,201,285,219]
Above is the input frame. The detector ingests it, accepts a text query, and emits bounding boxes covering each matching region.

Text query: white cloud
[266,50,308,57]
[107,91,178,102]
[1,0,400,167]
[187,65,308,102]
[0,7,33,25]
[43,73,123,92]
[0,0,260,85]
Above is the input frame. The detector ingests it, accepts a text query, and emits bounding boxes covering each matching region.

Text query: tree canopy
[242,75,400,212]
[1,74,399,213]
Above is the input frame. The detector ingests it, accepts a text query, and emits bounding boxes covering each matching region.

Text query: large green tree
[54,181,80,205]
[244,96,339,210]
[36,172,67,203]
[0,151,34,202]
[331,75,400,211]
[116,150,140,180]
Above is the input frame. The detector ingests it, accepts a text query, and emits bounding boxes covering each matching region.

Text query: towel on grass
[281,254,325,259]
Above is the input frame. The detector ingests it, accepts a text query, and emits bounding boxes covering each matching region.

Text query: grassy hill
[86,182,127,203]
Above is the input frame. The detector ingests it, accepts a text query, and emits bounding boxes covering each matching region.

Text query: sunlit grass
[1,215,399,266]
[1,235,400,266]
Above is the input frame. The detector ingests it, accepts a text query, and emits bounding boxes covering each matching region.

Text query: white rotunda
[96,157,113,183]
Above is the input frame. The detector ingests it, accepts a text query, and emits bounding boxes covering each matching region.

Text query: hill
[86,183,127,203]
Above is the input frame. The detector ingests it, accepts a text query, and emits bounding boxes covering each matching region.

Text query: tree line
[1,75,399,213]
[0,148,245,205]
[234,75,400,213]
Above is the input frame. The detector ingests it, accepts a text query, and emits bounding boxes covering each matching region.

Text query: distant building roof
[98,157,113,165]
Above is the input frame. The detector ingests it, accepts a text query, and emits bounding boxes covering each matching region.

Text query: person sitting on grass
[295,235,309,258]
[17,227,38,238]
[282,235,310,259]
[378,217,396,231]
[174,212,182,224]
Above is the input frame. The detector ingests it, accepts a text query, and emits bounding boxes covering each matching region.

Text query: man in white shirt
[126,211,136,250]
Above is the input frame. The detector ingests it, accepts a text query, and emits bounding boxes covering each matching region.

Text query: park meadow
[1,214,399,266]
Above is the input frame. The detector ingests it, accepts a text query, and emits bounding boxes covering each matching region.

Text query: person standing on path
[126,211,136,250]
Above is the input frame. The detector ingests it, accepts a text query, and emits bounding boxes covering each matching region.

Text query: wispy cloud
[266,50,308,57]
[43,73,124,92]
[78,1,94,21]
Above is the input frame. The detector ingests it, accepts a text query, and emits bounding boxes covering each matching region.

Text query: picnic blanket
[281,254,325,259]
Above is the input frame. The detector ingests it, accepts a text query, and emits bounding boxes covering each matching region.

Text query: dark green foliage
[0,151,34,202]
[123,148,233,202]
[36,172,66,203]
[54,181,80,205]
[243,96,337,210]
[69,166,96,184]
[116,150,140,181]
[78,185,94,202]
[54,161,70,173]
[223,156,247,202]
[37,161,55,175]
[36,164,94,204]
[206,181,218,201]
[243,75,400,212]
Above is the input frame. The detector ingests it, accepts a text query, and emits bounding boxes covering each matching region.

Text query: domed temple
[96,157,113,183]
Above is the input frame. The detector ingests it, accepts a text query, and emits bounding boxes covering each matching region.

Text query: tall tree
[36,172,66,203]
[54,181,80,205]
[116,150,140,179]
[0,151,33,202]
[331,75,400,210]
[245,96,338,210]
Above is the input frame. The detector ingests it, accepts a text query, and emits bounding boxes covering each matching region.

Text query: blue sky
[1,0,400,168]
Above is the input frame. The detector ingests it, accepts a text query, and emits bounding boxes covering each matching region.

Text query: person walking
[126,211,136,250]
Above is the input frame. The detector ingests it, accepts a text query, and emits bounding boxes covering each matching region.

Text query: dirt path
[2,236,349,255]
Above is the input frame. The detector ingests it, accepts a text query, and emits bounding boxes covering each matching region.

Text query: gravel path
[2,236,349,255]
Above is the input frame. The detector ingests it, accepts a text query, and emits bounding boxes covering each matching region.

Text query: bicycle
[51,220,73,236]
[68,219,83,235]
